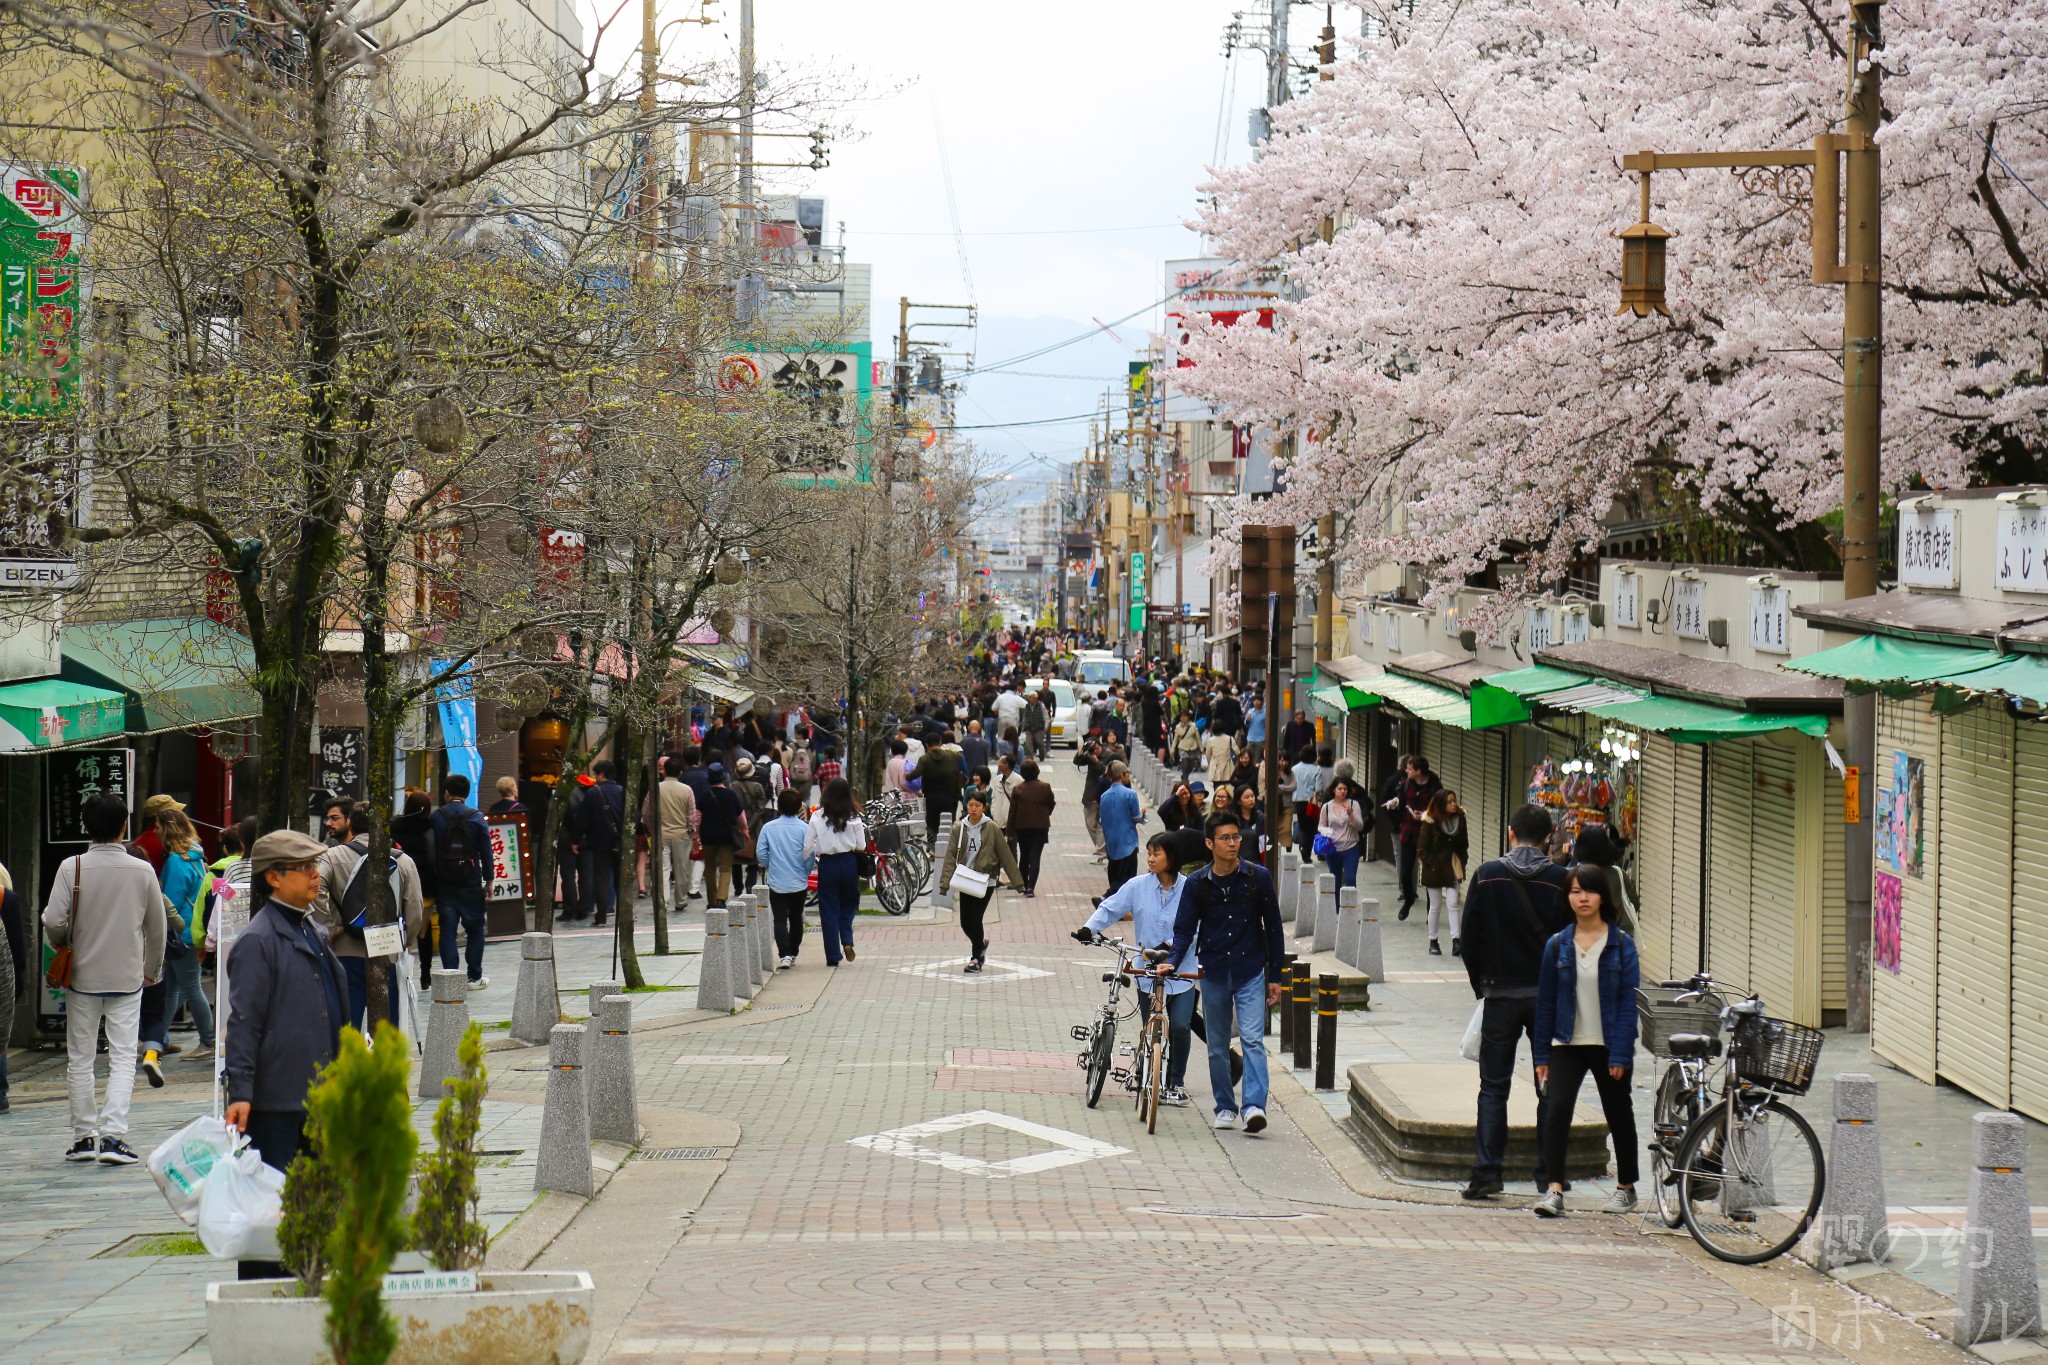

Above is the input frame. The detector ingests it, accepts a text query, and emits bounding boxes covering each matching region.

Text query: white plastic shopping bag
[147,1114,239,1226]
[397,949,422,1049]
[1458,1002,1486,1063]
[195,1145,286,1260]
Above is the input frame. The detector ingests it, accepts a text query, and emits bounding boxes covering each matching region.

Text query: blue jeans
[817,851,860,964]
[340,956,399,1031]
[1323,846,1360,890]
[1137,985,1197,1088]
[1200,973,1269,1115]
[161,951,215,1047]
[439,887,488,982]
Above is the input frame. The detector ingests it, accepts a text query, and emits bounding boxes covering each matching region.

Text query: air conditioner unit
[1707,618,1729,648]
[1587,603,1606,628]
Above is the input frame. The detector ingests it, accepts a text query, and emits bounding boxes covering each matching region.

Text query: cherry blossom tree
[1179,0,2048,607]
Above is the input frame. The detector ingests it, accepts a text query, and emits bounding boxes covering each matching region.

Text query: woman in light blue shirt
[1076,832,1200,1107]
[754,788,816,967]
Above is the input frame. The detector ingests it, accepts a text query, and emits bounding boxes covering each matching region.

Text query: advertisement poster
[486,813,529,904]
[1874,788,1896,872]
[1873,872,1904,975]
[1892,750,1925,878]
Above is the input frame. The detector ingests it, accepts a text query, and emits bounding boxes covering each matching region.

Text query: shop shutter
[1670,741,1707,979]
[2009,720,2048,1121]
[1705,742,1755,993]
[1746,736,1804,1023]
[1936,702,2012,1108]
[1821,758,1847,1017]
[1344,710,1371,781]
[1871,694,1941,1082]
[1421,724,1450,800]
[1464,729,1505,867]
[1635,734,1679,982]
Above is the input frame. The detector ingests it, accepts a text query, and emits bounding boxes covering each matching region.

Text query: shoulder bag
[45,855,79,989]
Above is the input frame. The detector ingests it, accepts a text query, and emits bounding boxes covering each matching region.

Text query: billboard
[720,341,876,484]
[1,163,86,418]
[1161,257,1276,421]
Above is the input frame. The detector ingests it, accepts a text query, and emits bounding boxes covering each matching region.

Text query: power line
[847,223,1186,238]
[955,268,1233,381]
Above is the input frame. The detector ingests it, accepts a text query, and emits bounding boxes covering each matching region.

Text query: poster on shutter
[1874,788,1895,871]
[1873,871,1903,975]
[1891,750,1924,878]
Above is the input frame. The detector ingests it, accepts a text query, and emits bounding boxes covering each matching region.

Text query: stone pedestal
[509,933,559,1048]
[1819,1074,1891,1270]
[587,995,639,1145]
[1953,1112,2043,1346]
[696,909,732,1014]
[418,968,470,1099]
[534,1023,592,1197]
[1352,897,1384,983]
[1278,850,1299,924]
[582,978,619,1067]
[1334,888,1358,967]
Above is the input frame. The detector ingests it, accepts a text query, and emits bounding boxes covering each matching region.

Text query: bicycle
[1071,933,1145,1108]
[1646,975,1827,1263]
[1126,954,1201,1133]
[1638,974,1727,1229]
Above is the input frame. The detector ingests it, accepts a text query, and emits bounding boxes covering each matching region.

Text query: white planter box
[205,1270,593,1364]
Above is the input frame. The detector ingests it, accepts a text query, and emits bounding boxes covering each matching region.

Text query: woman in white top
[1530,863,1641,1219]
[802,777,867,966]
[1315,777,1367,889]
[936,789,1022,973]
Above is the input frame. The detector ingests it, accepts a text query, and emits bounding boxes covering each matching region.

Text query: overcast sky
[582,0,1305,507]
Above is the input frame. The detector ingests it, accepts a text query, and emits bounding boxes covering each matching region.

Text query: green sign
[1,164,86,418]
[1129,551,1147,632]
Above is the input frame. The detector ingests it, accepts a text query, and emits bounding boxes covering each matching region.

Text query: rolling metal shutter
[1462,729,1505,869]
[1746,736,1804,1024]
[2009,721,2048,1121]
[1706,742,1755,994]
[1344,709,1371,781]
[1821,756,1847,1018]
[1671,743,1705,979]
[1871,694,1941,1083]
[1635,734,1680,982]
[1936,702,2012,1108]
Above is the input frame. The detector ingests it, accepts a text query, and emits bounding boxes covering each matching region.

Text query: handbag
[948,865,994,900]
[1312,833,1336,859]
[45,854,79,990]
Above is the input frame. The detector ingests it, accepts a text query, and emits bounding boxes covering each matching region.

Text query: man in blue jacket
[431,775,493,987]
[1163,809,1284,1134]
[1098,761,1145,895]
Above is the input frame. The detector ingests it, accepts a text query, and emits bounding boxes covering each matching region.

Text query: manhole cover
[1138,1205,1317,1220]
[641,1147,732,1161]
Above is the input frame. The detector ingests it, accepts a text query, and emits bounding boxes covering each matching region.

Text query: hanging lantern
[1616,218,1673,317]
[709,606,736,636]
[713,554,743,585]
[412,393,467,453]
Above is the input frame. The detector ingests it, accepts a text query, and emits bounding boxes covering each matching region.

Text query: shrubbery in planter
[414,1022,489,1272]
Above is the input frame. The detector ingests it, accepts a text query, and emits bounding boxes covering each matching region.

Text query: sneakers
[95,1136,140,1166]
[1212,1110,1239,1129]
[468,976,490,991]
[1451,937,1462,957]
[1428,939,1442,956]
[140,1050,164,1089]
[1397,902,1412,921]
[160,1041,183,1057]
[1533,1189,1566,1218]
[1161,1086,1191,1108]
[185,1044,215,1062]
[963,958,984,974]
[779,956,795,969]
[1603,1186,1639,1214]
[65,1136,98,1162]
[1460,1178,1504,1201]
[1242,1106,1267,1135]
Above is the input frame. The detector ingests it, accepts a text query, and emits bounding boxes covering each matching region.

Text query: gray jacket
[223,900,347,1111]
[312,839,426,960]
[41,842,167,994]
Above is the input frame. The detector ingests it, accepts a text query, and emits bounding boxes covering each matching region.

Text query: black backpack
[435,816,476,887]
[339,837,405,930]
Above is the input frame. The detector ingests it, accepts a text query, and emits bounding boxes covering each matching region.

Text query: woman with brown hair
[1417,789,1470,956]
[147,809,212,1081]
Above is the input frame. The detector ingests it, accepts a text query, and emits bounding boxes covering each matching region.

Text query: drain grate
[640,1147,732,1161]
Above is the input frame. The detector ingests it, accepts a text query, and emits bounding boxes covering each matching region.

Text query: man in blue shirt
[1245,697,1268,764]
[1164,809,1285,1133]
[1078,833,1196,1106]
[1098,760,1145,895]
[753,788,815,967]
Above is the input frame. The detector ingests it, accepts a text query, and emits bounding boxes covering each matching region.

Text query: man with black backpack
[1459,803,1575,1200]
[431,775,492,989]
[312,799,425,1029]
[570,760,627,926]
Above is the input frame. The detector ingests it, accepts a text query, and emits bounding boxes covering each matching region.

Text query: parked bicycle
[1071,933,1146,1108]
[1638,972,1827,1263]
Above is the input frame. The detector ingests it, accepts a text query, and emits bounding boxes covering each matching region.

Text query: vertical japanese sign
[434,658,481,789]
[1,164,86,417]
[1128,551,1146,633]
[45,746,132,843]
[316,726,365,800]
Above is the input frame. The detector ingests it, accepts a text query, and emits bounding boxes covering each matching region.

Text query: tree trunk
[645,725,669,955]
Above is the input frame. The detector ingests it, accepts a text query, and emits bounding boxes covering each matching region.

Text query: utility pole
[635,0,660,286]
[1266,0,1291,111]
[735,0,758,326]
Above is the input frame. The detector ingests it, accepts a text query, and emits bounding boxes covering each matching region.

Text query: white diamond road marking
[848,1109,1130,1179]
[890,958,1052,984]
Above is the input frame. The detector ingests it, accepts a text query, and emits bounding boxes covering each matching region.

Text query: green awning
[1309,682,1381,719]
[1469,665,1593,728]
[60,618,259,733]
[1784,634,2004,694]
[1923,652,2048,707]
[680,668,755,710]
[1374,674,1473,730]
[0,678,127,751]
[1579,693,1830,744]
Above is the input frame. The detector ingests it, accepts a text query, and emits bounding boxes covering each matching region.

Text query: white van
[1073,651,1131,689]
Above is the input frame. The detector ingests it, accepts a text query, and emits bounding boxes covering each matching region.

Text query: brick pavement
[579,761,1958,1365]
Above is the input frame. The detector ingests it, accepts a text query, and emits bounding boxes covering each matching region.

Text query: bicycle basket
[873,822,903,854]
[1635,985,1722,1059]
[1733,1016,1825,1095]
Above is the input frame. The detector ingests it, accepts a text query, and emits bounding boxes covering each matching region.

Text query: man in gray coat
[42,792,166,1165]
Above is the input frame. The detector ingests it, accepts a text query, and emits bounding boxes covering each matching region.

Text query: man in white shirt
[993,680,1026,739]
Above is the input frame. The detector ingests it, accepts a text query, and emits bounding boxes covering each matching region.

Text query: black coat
[223,902,347,1112]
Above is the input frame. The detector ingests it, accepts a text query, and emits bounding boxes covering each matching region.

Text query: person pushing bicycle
[1075,832,1196,1108]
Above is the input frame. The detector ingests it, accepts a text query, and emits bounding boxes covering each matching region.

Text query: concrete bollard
[1297,866,1321,943]
[1303,873,1332,946]
[1353,896,1385,983]
[935,813,955,909]
[736,894,764,993]
[588,994,639,1145]
[1819,1074,1891,1270]
[1953,1112,2043,1346]
[582,978,619,1068]
[696,909,733,1013]
[1278,850,1299,924]
[1313,876,1339,954]
[418,968,471,1099]
[1334,887,1359,968]
[754,891,775,977]
[509,933,559,1048]
[535,1022,593,1197]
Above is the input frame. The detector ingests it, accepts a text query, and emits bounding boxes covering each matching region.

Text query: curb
[485,1137,635,1270]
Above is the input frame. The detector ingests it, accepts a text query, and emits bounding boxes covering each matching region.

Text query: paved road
[587,761,1955,1365]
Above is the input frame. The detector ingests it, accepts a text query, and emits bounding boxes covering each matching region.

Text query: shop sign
[1561,608,1591,644]
[1613,569,1640,629]
[1996,498,2048,594]
[316,726,364,800]
[45,745,130,843]
[1749,584,1790,654]
[486,812,531,906]
[1526,605,1555,652]
[1897,502,1958,589]
[1672,576,1709,640]
[1,163,87,418]
[1128,551,1146,632]
[0,557,75,589]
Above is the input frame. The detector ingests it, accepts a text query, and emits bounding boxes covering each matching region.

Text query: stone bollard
[1953,1112,2043,1346]
[509,932,559,1048]
[736,894,764,993]
[418,968,471,1099]
[935,813,955,909]
[1312,876,1339,954]
[1819,1074,1891,1270]
[1278,850,1299,924]
[754,891,776,976]
[1296,865,1320,942]
[696,908,733,1013]
[1353,896,1385,983]
[588,994,639,1145]
[535,1022,593,1197]
[1303,873,1332,946]
[1334,887,1359,967]
[582,978,619,1068]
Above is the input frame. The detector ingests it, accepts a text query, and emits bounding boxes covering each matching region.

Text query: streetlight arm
[1621,149,1815,172]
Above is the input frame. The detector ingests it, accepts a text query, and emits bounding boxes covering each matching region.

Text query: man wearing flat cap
[222,828,347,1279]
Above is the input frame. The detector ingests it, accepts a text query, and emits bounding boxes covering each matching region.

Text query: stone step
[1347,1061,1612,1184]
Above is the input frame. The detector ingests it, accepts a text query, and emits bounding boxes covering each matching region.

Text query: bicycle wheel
[1144,1036,1166,1134]
[1084,1019,1114,1108]
[901,842,932,897]
[1648,1065,1696,1229]
[874,857,909,915]
[1676,1096,1824,1264]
